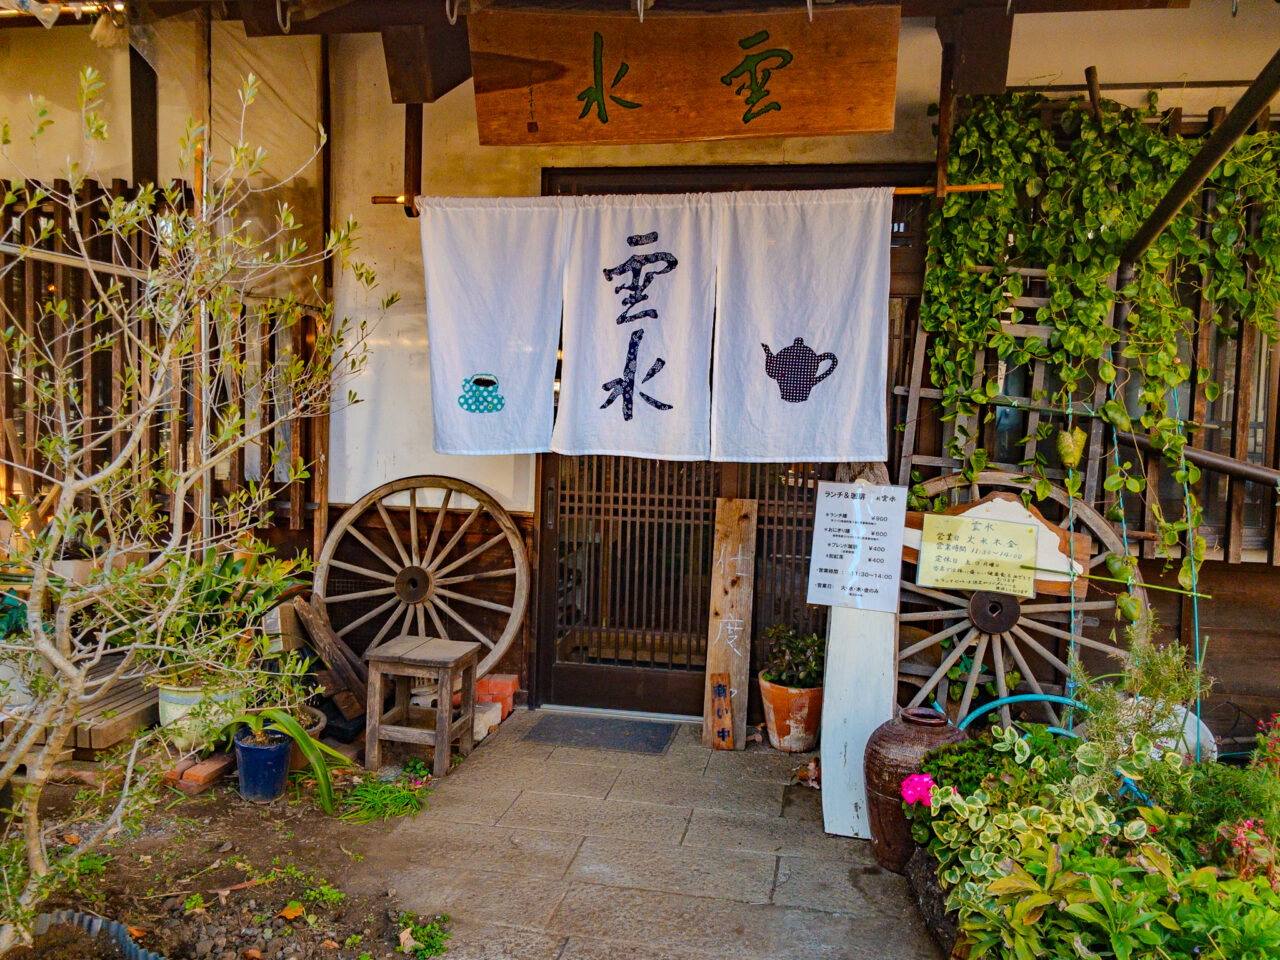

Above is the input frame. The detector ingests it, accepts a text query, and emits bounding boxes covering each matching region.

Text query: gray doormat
[522,713,678,754]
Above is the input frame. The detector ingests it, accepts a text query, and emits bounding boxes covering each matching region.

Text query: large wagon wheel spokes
[897,470,1144,728]
[315,476,530,676]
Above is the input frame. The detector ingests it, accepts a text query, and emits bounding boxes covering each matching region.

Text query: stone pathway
[349,709,941,960]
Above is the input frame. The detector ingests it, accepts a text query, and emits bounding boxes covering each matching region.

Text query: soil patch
[7,923,125,960]
[8,768,441,960]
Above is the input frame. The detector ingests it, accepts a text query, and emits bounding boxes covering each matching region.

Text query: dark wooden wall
[1141,557,1280,747]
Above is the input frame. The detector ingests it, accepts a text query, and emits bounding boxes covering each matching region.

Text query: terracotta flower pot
[864,707,967,874]
[288,705,328,771]
[758,672,823,752]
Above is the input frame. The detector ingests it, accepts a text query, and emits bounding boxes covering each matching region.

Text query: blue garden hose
[957,694,1087,731]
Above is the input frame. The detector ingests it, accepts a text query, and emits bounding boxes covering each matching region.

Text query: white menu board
[806,481,908,613]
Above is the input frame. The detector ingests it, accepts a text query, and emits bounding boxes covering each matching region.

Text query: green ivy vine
[920,91,1280,595]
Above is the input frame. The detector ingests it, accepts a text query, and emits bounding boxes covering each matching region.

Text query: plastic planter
[233,726,292,802]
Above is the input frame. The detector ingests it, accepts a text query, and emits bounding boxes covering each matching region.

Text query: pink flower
[901,773,935,807]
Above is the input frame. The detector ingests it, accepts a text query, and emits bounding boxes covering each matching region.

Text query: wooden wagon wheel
[314,476,529,676]
[898,470,1146,728]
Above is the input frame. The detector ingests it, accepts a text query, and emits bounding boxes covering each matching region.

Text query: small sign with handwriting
[917,514,1038,599]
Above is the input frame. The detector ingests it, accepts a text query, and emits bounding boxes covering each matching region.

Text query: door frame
[528,162,932,710]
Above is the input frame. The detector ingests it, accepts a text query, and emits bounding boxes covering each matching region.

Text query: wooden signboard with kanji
[468,6,900,146]
[701,498,758,750]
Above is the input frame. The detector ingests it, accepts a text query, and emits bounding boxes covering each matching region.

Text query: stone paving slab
[681,808,876,862]
[557,935,702,960]
[608,766,786,816]
[781,783,825,821]
[449,755,623,799]
[434,918,566,960]
[566,835,776,903]
[372,821,583,880]
[350,709,940,960]
[498,792,692,844]
[420,780,522,826]
[549,881,940,960]
[548,741,712,773]
[390,865,570,929]
[703,745,814,783]
[772,856,918,919]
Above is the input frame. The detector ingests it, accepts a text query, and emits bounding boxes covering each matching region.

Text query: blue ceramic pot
[233,727,292,803]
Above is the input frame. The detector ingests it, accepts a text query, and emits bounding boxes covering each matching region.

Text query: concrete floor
[350,708,942,960]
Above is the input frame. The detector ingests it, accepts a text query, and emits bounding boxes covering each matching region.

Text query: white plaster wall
[1008,2,1280,115]
[0,26,132,182]
[326,20,942,512]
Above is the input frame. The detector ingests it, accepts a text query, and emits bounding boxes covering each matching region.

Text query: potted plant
[126,547,307,749]
[217,707,349,810]
[289,704,329,771]
[758,623,825,752]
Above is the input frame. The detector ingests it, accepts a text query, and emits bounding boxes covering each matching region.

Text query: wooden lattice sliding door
[537,456,842,715]
[534,162,930,714]
[539,456,719,714]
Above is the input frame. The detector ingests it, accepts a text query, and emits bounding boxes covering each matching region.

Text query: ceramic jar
[864,707,967,873]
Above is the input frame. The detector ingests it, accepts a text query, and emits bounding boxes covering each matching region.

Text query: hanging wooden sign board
[468,5,900,146]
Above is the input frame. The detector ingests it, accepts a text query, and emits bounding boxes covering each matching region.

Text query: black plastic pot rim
[34,909,169,960]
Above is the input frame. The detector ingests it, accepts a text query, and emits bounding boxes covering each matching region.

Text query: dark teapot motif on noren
[761,337,838,403]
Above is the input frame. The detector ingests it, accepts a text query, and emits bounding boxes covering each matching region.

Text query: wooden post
[193,142,212,544]
[701,498,757,751]
[934,42,956,205]
[1085,65,1102,121]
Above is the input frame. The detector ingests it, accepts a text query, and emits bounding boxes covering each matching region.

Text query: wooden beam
[934,40,955,203]
[129,47,158,186]
[403,103,422,217]
[381,19,472,104]
[1123,46,1280,262]
[1119,432,1280,488]
[225,0,1187,36]
[1085,65,1102,120]
[939,6,1013,96]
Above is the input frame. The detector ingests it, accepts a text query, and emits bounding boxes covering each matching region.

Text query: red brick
[477,674,519,698]
[477,690,513,720]
[172,777,215,796]
[182,753,235,786]
[162,757,197,785]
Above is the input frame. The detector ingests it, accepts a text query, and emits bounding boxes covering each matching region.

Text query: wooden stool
[364,636,481,778]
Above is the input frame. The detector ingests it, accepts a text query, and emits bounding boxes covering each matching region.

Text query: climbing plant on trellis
[915,91,1280,604]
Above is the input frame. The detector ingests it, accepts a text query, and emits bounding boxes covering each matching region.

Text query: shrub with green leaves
[760,623,825,689]
[912,720,1280,960]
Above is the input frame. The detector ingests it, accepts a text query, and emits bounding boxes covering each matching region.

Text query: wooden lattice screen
[0,178,329,547]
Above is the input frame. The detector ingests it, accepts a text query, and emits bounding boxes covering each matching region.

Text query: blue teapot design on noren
[761,337,838,403]
[458,373,506,414]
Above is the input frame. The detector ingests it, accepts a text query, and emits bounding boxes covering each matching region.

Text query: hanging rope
[1066,401,1079,731]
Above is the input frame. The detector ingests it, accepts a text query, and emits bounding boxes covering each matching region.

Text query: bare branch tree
[0,69,389,948]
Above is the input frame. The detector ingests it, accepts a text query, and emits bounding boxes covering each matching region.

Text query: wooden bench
[365,636,480,777]
[0,657,157,755]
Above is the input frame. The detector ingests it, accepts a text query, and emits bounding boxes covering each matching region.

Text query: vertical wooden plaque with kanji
[701,498,758,750]
[468,6,900,146]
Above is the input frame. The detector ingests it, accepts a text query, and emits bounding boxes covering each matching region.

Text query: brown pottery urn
[864,707,967,874]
